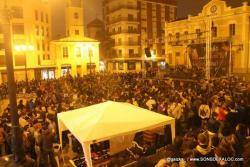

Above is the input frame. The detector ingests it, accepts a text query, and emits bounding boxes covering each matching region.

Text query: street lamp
[88,46,93,74]
[1,0,25,163]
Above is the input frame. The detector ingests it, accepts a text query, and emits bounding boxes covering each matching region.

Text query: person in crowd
[41,122,57,167]
[193,132,217,167]
[0,72,249,167]
[198,103,211,128]
[0,124,6,156]
[165,136,183,159]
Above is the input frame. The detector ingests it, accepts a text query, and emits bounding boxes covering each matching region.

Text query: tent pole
[82,143,93,167]
[57,119,63,148]
[170,121,176,144]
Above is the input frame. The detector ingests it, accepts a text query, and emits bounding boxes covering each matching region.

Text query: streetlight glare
[14,44,34,51]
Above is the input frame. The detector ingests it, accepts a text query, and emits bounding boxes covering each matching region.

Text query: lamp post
[88,48,93,74]
[1,0,25,163]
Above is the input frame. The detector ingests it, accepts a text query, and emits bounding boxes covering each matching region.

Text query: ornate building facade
[165,0,250,78]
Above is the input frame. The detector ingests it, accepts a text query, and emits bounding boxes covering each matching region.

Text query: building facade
[51,0,100,77]
[0,0,53,82]
[165,0,250,78]
[103,0,177,73]
[50,37,100,77]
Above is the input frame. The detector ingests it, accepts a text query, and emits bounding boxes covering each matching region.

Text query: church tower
[65,0,84,37]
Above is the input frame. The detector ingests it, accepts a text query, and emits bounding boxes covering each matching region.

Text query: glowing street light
[13,44,35,82]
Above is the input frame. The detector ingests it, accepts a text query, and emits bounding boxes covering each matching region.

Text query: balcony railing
[128,54,140,58]
[115,42,139,46]
[108,17,138,24]
[109,29,139,35]
[106,5,137,14]
[167,35,232,45]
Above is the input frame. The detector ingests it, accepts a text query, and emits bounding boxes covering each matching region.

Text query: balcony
[115,42,139,46]
[108,17,138,24]
[167,34,231,46]
[106,5,137,14]
[128,54,140,58]
[109,29,139,35]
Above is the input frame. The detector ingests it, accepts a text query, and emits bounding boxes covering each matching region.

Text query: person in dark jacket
[41,123,57,167]
[193,132,217,167]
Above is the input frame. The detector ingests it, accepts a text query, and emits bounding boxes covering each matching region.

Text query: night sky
[51,0,249,39]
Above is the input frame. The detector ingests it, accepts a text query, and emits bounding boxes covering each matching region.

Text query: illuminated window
[74,12,79,19]
[168,53,172,64]
[75,47,81,57]
[35,26,39,35]
[162,49,165,55]
[168,33,172,41]
[175,32,180,41]
[38,55,41,65]
[118,62,124,70]
[41,26,44,36]
[75,30,79,35]
[118,50,122,57]
[63,47,68,58]
[37,41,40,50]
[129,49,134,56]
[46,27,49,37]
[43,54,50,60]
[128,26,133,32]
[196,29,201,37]
[118,27,122,33]
[212,26,217,37]
[42,41,45,51]
[0,55,5,67]
[12,6,23,18]
[112,62,116,70]
[35,10,38,20]
[229,24,236,36]
[12,24,24,34]
[128,62,136,70]
[128,14,134,21]
[118,38,122,45]
[41,12,44,22]
[45,13,48,23]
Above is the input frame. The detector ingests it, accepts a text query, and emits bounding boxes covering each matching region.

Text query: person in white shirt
[146,96,156,111]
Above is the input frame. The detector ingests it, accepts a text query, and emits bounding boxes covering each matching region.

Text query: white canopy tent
[57,101,175,167]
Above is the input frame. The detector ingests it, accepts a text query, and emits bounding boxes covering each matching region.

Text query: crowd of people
[0,72,249,167]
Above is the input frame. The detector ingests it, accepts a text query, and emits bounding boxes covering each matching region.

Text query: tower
[65,0,84,37]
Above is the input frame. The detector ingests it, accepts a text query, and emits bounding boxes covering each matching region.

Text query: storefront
[41,69,55,80]
[61,65,72,76]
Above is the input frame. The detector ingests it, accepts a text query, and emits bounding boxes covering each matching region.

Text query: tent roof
[58,101,174,144]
